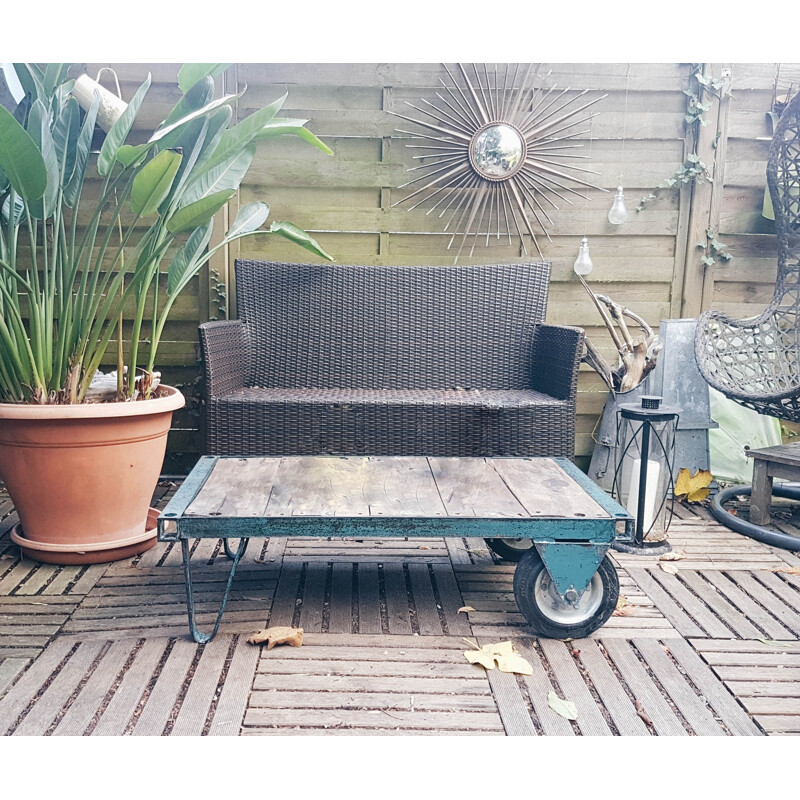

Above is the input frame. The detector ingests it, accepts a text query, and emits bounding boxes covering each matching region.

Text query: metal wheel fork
[182,537,250,643]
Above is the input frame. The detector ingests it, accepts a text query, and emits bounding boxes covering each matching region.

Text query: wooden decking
[1,483,799,736]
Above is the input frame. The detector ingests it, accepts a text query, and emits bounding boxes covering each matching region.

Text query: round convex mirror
[469,123,526,180]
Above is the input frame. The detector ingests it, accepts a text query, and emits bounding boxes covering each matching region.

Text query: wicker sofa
[199,260,584,459]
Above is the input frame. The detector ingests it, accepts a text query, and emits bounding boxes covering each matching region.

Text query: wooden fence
[78,61,798,470]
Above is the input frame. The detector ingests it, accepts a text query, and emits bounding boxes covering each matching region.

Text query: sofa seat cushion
[205,386,574,457]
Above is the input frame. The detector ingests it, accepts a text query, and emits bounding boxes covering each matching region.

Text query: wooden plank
[249,689,496,712]
[328,562,354,634]
[689,639,800,653]
[575,641,650,735]
[299,562,327,634]
[266,457,372,517]
[539,639,613,736]
[429,457,527,518]
[0,658,30,699]
[699,571,796,640]
[646,569,737,638]
[170,636,231,736]
[601,639,688,736]
[633,638,725,736]
[357,563,382,634]
[51,639,135,736]
[752,715,800,733]
[13,640,104,736]
[207,634,260,736]
[359,457,445,517]
[728,572,800,636]
[431,564,472,636]
[665,637,762,735]
[186,457,282,517]
[714,666,800,682]
[726,682,800,697]
[678,571,764,639]
[513,639,574,736]
[622,568,705,637]
[132,639,197,736]
[243,707,504,731]
[268,561,302,627]
[407,563,443,636]
[0,638,74,735]
[382,563,412,635]
[490,458,608,518]
[483,666,537,736]
[91,639,170,736]
[252,673,489,695]
[256,658,480,679]
[739,696,800,715]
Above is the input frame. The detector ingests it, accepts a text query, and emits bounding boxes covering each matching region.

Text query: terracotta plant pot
[0,386,185,565]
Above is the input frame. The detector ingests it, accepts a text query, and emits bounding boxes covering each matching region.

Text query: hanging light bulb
[573,236,594,276]
[608,186,629,225]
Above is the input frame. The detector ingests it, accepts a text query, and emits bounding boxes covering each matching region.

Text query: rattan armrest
[530,323,584,401]
[199,320,249,397]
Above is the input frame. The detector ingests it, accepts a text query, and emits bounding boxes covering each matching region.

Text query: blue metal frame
[159,456,633,642]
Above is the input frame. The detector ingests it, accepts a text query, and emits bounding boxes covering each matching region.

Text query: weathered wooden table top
[183,456,612,520]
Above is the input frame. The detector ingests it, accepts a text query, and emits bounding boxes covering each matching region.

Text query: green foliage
[696,227,733,267]
[637,65,729,214]
[0,63,334,404]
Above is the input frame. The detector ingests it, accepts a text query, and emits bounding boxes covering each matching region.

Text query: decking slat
[576,640,650,736]
[539,639,613,736]
[383,563,412,634]
[170,636,231,736]
[408,563,443,636]
[601,639,688,736]
[328,562,354,634]
[208,635,260,736]
[132,639,197,736]
[299,562,327,634]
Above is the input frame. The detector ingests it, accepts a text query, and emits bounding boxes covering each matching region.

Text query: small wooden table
[747,442,800,525]
[159,456,632,642]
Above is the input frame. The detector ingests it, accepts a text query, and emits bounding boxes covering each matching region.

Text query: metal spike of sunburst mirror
[390,64,608,262]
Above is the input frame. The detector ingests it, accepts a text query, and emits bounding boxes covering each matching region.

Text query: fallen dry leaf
[635,699,653,726]
[418,545,430,550]
[570,648,581,657]
[613,594,634,617]
[774,567,800,576]
[660,562,680,575]
[548,691,578,720]
[247,626,304,649]
[659,549,686,562]
[463,639,533,675]
[674,468,713,503]
[457,606,476,614]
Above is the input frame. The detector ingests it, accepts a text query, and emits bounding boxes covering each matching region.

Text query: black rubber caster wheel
[485,538,534,561]
[513,548,619,639]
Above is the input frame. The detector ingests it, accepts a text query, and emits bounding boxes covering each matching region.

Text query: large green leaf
[97,73,152,176]
[177,64,231,94]
[63,93,99,208]
[117,142,153,168]
[131,149,182,217]
[164,76,214,127]
[227,201,270,238]
[42,64,69,98]
[52,97,80,187]
[167,220,213,295]
[269,221,334,262]
[1,194,25,228]
[11,64,44,102]
[165,189,234,233]
[149,91,241,145]
[0,105,46,202]
[197,94,285,173]
[255,117,334,156]
[179,144,254,208]
[26,100,60,219]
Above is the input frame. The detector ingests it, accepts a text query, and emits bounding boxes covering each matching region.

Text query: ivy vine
[697,227,732,267]
[637,65,730,214]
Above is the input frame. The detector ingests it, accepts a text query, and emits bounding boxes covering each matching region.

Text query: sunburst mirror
[391,64,607,261]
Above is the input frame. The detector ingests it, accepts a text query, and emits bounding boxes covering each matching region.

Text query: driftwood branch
[577,275,662,394]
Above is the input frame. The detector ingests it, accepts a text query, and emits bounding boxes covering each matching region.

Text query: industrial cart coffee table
[158,456,633,643]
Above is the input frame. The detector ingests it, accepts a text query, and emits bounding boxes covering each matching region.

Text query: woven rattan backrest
[767,90,800,308]
[235,261,551,389]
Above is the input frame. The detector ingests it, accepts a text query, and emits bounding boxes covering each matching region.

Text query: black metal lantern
[612,395,680,555]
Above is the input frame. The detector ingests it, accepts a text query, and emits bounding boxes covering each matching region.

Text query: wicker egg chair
[695,90,800,421]
[695,91,800,551]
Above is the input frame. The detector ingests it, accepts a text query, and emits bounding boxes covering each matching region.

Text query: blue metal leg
[222,538,244,560]
[181,537,250,643]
